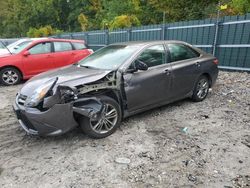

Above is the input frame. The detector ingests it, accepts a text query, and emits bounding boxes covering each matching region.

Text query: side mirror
[126,60,148,73]
[23,51,30,56]
[135,60,148,71]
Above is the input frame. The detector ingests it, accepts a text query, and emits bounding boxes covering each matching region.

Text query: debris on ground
[115,157,131,164]
[0,71,249,187]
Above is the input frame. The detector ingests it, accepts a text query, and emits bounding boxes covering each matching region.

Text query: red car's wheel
[0,67,22,86]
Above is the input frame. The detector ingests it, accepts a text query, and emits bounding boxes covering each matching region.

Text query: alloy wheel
[2,70,19,85]
[196,78,209,99]
[90,104,118,134]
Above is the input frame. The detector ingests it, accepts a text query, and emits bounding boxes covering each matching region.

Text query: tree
[109,15,141,30]
[78,13,88,31]
[230,0,250,14]
[0,0,249,37]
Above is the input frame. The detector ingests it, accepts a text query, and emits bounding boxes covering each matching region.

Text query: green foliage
[230,0,250,14]
[109,15,140,30]
[78,13,88,31]
[27,25,63,37]
[0,0,249,37]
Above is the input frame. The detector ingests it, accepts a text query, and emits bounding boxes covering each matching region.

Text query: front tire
[192,75,209,102]
[79,96,121,139]
[0,67,22,86]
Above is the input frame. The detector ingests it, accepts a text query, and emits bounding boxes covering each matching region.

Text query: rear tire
[192,75,209,102]
[0,67,22,86]
[79,96,121,139]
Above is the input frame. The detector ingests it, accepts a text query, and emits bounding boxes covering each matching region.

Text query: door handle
[164,69,171,75]
[195,62,201,67]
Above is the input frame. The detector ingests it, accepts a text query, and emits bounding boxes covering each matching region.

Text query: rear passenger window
[168,44,200,62]
[54,42,72,52]
[72,42,87,50]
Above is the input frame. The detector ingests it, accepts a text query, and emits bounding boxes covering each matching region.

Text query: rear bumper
[13,99,78,136]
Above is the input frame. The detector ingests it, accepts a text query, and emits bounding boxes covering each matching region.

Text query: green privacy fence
[54,13,250,71]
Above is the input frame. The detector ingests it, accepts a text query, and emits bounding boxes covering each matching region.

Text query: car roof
[112,40,190,46]
[32,38,86,43]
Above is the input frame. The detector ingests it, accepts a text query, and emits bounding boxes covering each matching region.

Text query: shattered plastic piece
[187,174,197,182]
[115,157,131,164]
[182,127,188,133]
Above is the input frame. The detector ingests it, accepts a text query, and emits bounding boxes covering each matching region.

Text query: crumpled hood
[20,65,112,96]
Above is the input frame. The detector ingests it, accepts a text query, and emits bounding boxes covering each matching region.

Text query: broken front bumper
[13,98,78,136]
[13,93,104,136]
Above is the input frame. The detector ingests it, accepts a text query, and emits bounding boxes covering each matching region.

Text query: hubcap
[2,70,18,85]
[90,104,118,134]
[196,79,209,99]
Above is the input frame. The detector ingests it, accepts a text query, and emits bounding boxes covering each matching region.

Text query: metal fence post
[105,30,109,45]
[213,21,221,56]
[162,24,165,40]
[127,29,131,41]
[213,2,221,56]
[85,32,89,44]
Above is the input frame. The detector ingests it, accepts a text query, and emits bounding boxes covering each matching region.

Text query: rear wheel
[192,75,209,102]
[79,96,121,139]
[0,67,22,86]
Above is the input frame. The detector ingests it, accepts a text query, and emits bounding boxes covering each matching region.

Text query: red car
[0,38,93,85]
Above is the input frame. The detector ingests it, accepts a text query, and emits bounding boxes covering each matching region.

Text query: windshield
[78,45,140,70]
[10,41,32,54]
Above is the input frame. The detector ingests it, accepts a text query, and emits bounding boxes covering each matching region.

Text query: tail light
[213,59,219,65]
[88,49,94,54]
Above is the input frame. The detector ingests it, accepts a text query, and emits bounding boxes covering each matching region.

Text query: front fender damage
[42,72,118,120]
[72,98,103,120]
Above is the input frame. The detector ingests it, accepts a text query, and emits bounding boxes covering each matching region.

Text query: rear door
[71,42,92,62]
[52,41,75,67]
[166,43,201,100]
[22,42,54,76]
[124,44,172,112]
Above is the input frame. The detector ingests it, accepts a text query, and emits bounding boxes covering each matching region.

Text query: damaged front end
[13,72,119,136]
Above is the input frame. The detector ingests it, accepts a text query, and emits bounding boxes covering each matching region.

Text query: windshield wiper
[0,41,12,54]
[79,65,95,69]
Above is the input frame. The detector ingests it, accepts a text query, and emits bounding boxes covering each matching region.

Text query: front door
[22,42,55,76]
[124,44,172,112]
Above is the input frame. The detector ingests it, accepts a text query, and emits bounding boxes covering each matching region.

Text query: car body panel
[124,63,172,112]
[13,40,219,136]
[19,65,112,96]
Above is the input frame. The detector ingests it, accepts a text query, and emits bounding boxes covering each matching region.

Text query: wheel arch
[73,89,124,121]
[0,65,23,79]
[200,72,212,87]
[89,89,124,117]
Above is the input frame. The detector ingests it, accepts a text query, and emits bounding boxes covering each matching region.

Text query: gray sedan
[13,41,218,138]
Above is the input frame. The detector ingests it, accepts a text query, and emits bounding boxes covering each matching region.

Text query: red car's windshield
[11,41,32,54]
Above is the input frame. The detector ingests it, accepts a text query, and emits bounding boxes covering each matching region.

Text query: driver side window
[29,42,51,55]
[135,45,166,68]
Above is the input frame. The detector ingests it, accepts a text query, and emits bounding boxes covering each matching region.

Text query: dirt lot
[0,71,249,188]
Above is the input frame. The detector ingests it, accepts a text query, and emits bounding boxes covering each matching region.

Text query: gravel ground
[0,71,249,188]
